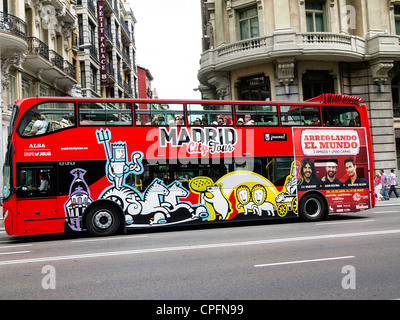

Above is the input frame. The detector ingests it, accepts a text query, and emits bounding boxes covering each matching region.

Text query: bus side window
[280,105,320,126]
[18,102,76,137]
[134,103,185,126]
[321,106,360,127]
[79,102,132,126]
[16,165,56,198]
[186,103,233,126]
[235,104,278,126]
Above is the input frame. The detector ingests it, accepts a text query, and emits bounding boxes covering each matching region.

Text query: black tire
[299,193,327,222]
[85,204,121,236]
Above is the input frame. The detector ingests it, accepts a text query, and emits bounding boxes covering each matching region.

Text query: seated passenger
[223,116,232,125]
[193,118,201,125]
[24,112,47,136]
[244,114,254,125]
[237,118,244,125]
[175,115,184,125]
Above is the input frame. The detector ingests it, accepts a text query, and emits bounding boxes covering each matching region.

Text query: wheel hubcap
[93,211,113,230]
[304,199,321,217]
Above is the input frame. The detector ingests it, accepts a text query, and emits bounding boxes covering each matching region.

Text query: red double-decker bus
[2,94,374,237]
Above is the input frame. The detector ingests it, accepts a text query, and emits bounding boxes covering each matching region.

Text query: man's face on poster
[303,163,313,179]
[326,164,337,179]
[345,161,356,178]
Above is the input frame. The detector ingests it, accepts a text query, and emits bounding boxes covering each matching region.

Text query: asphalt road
[1,204,400,302]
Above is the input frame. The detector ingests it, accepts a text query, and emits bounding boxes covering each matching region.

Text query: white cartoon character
[236,185,255,215]
[204,185,230,220]
[251,184,275,216]
[96,128,143,190]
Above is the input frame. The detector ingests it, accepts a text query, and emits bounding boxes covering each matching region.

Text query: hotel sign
[97,1,108,86]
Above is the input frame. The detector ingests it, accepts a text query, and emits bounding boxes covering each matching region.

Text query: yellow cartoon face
[252,184,267,205]
[236,185,251,205]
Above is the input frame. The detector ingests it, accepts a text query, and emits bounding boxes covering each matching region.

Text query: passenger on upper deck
[175,115,184,125]
[24,112,47,136]
[223,116,232,125]
[244,114,254,125]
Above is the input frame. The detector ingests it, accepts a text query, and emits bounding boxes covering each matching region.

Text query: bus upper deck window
[280,105,320,126]
[321,106,360,127]
[186,103,233,126]
[79,102,132,126]
[235,104,278,126]
[19,102,76,137]
[134,103,184,126]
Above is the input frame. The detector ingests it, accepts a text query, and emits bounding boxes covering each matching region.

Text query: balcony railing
[27,37,77,80]
[27,37,49,60]
[64,60,76,79]
[50,49,64,70]
[300,32,352,45]
[0,11,27,40]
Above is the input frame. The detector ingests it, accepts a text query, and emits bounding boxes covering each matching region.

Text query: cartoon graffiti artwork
[95,128,209,227]
[275,161,299,217]
[64,168,93,231]
[64,128,298,231]
[189,162,298,221]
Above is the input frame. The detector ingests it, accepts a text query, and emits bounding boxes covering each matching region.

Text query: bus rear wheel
[299,193,327,222]
[85,204,121,237]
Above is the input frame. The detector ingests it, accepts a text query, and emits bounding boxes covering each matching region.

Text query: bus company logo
[301,129,360,156]
[24,143,51,157]
[159,127,238,156]
[29,143,46,149]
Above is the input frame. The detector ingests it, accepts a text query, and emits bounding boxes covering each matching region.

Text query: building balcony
[0,11,28,54]
[199,31,400,83]
[25,37,77,89]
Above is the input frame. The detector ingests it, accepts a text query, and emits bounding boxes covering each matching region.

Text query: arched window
[237,74,271,101]
[302,70,334,100]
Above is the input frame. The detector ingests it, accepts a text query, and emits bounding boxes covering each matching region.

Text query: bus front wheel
[85,204,121,237]
[299,193,327,222]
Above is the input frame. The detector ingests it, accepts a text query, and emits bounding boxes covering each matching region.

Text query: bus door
[15,164,64,235]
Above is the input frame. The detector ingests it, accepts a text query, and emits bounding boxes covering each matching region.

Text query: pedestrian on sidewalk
[388,169,399,198]
[374,173,383,201]
[380,169,390,200]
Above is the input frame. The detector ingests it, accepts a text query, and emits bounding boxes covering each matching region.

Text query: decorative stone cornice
[208,72,231,100]
[1,52,25,90]
[275,58,295,89]
[370,59,394,91]
[32,0,77,40]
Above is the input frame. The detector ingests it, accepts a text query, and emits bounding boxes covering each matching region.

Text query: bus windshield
[3,105,18,200]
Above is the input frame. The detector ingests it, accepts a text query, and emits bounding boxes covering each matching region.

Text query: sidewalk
[375,196,400,207]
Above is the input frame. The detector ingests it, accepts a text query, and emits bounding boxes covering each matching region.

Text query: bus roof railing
[305,94,363,105]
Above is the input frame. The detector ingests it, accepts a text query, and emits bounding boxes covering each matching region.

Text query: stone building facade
[0,0,138,154]
[198,0,400,174]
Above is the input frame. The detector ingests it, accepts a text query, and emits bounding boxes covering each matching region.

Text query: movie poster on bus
[293,127,371,214]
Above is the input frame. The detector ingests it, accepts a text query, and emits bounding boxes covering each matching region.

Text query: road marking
[316,219,374,226]
[0,251,31,256]
[0,229,399,266]
[0,244,32,250]
[374,211,398,214]
[71,235,148,243]
[254,256,355,268]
